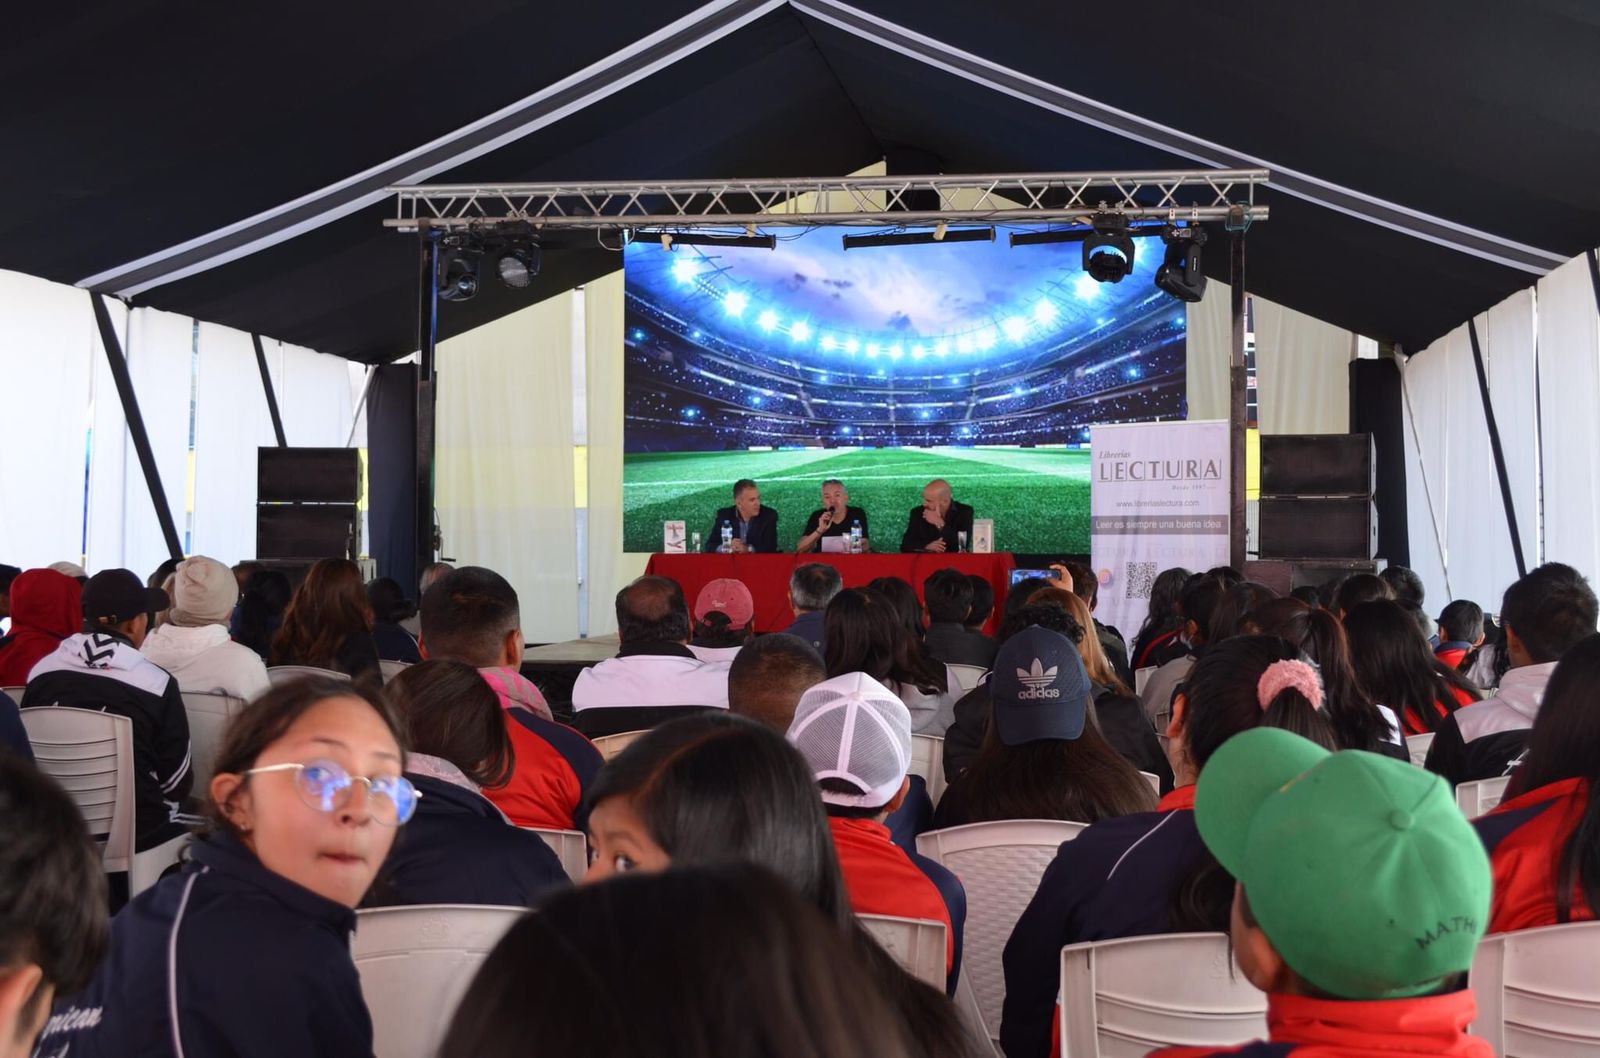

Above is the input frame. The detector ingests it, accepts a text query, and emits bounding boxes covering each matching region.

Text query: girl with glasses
[34,676,414,1058]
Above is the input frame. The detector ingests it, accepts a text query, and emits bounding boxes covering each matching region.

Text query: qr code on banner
[1125,562,1159,601]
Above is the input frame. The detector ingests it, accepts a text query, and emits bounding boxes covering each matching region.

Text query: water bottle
[720,522,733,552]
[691,531,702,553]
[850,519,862,554]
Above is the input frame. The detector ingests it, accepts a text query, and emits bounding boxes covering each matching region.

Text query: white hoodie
[141,623,271,701]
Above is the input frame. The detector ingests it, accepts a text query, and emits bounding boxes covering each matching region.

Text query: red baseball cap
[694,578,755,627]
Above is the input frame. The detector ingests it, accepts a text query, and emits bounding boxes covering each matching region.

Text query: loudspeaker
[256,504,357,560]
[1260,434,1373,497]
[258,448,361,504]
[1245,559,1383,595]
[1258,498,1376,560]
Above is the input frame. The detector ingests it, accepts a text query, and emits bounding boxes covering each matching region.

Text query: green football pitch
[622,447,1091,554]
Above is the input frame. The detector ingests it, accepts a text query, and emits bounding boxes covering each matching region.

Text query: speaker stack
[256,448,361,566]
[1248,434,1380,591]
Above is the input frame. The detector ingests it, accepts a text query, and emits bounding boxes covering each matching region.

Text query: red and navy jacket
[34,833,371,1058]
[1435,641,1475,672]
[1150,990,1493,1058]
[1472,776,1594,933]
[484,707,604,833]
[1400,685,1476,738]
[1001,787,1209,1058]
[828,815,966,996]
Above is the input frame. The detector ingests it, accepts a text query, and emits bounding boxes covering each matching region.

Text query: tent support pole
[251,333,289,447]
[1228,230,1248,570]
[415,229,440,582]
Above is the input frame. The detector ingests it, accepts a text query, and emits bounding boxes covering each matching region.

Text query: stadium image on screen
[621,225,1187,553]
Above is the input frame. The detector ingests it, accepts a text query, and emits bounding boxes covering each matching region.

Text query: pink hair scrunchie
[1257,659,1324,711]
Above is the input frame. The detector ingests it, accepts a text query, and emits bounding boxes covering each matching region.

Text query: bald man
[900,479,975,553]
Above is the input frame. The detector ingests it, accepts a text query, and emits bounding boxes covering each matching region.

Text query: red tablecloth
[642,552,1019,635]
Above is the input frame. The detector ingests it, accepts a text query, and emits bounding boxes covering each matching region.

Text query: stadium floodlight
[757,309,780,332]
[790,320,812,342]
[723,291,748,317]
[1074,275,1102,301]
[819,334,836,351]
[841,227,995,250]
[843,337,861,354]
[1154,224,1209,303]
[1083,214,1136,284]
[1032,299,1058,326]
[1001,316,1030,343]
[638,229,777,250]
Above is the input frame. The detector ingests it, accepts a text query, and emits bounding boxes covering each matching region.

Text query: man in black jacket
[900,479,974,553]
[705,478,779,553]
[23,568,192,851]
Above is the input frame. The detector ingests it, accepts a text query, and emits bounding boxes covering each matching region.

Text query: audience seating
[858,913,949,991]
[180,691,246,791]
[523,826,588,881]
[948,663,988,692]
[591,729,650,761]
[266,664,351,686]
[1058,932,1268,1057]
[910,733,949,805]
[1,685,23,700]
[1470,922,1600,1057]
[20,706,188,896]
[1133,667,1154,698]
[917,819,1088,1055]
[1407,731,1434,767]
[352,904,527,1058]
[1457,776,1511,817]
[378,660,412,684]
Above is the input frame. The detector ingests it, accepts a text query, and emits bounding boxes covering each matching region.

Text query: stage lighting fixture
[438,248,480,302]
[638,229,777,250]
[841,227,994,250]
[1154,224,1208,303]
[495,245,540,290]
[1082,215,1135,284]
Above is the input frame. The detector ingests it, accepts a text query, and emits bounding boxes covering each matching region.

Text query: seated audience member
[440,866,917,1058]
[1334,571,1392,618]
[936,626,1156,829]
[420,566,600,831]
[365,577,423,664]
[1209,580,1281,640]
[0,568,81,687]
[141,555,271,700]
[0,689,29,761]
[705,478,778,553]
[231,569,291,662]
[0,753,107,1054]
[1062,560,1131,684]
[23,568,192,851]
[1055,589,1171,786]
[1474,633,1600,931]
[688,578,755,663]
[372,661,566,907]
[571,576,730,737]
[47,561,88,584]
[797,478,870,553]
[964,573,996,634]
[900,479,973,554]
[1436,599,1486,670]
[782,562,842,651]
[728,633,825,732]
[1381,563,1437,639]
[400,560,453,638]
[147,558,180,630]
[0,563,17,626]
[229,560,262,592]
[870,576,930,645]
[270,558,381,679]
[1147,728,1494,1058]
[1345,600,1478,737]
[825,588,957,735]
[1130,566,1193,671]
[1251,597,1405,759]
[36,678,415,1058]
[789,673,967,994]
[923,568,997,669]
[1000,637,1336,1058]
[1139,570,1230,726]
[1465,614,1508,690]
[583,713,979,1058]
[1289,584,1323,608]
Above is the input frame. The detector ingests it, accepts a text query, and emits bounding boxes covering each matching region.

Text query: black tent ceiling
[5,0,1597,362]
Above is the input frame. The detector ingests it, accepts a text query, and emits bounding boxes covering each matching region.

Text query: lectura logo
[1016,658,1060,699]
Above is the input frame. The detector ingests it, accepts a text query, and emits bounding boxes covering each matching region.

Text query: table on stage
[642,552,1018,634]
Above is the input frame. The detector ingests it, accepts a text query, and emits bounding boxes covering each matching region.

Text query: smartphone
[1010,568,1059,586]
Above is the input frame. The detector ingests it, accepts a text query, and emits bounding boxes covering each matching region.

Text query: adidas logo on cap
[1016,658,1060,699]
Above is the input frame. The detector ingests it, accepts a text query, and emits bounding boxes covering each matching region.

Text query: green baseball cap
[1194,728,1491,1000]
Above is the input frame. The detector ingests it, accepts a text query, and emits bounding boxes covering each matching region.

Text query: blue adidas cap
[990,625,1091,746]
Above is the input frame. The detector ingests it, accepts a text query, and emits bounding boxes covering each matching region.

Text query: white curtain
[584,271,648,637]
[1536,252,1600,587]
[192,323,279,565]
[275,340,358,446]
[117,308,194,579]
[436,296,580,644]
[1401,333,1455,604]
[1185,284,1230,421]
[85,299,131,571]
[1484,289,1541,572]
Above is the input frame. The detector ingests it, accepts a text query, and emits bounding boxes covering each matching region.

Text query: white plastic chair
[181,691,246,791]
[1407,731,1435,767]
[859,913,948,991]
[523,827,588,881]
[266,664,351,686]
[352,904,526,1058]
[917,819,1088,1054]
[1139,771,1161,795]
[379,659,412,684]
[910,733,949,805]
[591,729,650,761]
[1470,922,1600,1057]
[1133,667,1154,698]
[948,664,988,692]
[1059,932,1267,1057]
[1,685,24,701]
[21,706,189,896]
[1457,776,1511,817]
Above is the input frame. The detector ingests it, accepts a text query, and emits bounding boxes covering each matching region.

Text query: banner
[1091,420,1231,638]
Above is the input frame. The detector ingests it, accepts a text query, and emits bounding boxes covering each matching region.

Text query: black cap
[0,564,19,591]
[82,568,169,625]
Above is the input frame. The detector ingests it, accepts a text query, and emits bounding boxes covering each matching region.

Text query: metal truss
[384,169,1269,232]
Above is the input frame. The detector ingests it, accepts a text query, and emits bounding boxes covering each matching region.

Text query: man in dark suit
[900,479,973,553]
[705,478,780,553]
[797,479,870,553]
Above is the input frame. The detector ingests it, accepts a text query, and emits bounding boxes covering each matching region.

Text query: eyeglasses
[243,759,419,826]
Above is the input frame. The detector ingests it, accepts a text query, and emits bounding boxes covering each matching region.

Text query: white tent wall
[192,323,279,566]
[85,299,132,570]
[1537,253,1600,588]
[117,309,193,578]
[585,271,649,638]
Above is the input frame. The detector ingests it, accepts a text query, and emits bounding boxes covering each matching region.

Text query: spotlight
[1083,215,1135,284]
[1154,224,1208,303]
[495,245,540,289]
[439,248,480,302]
